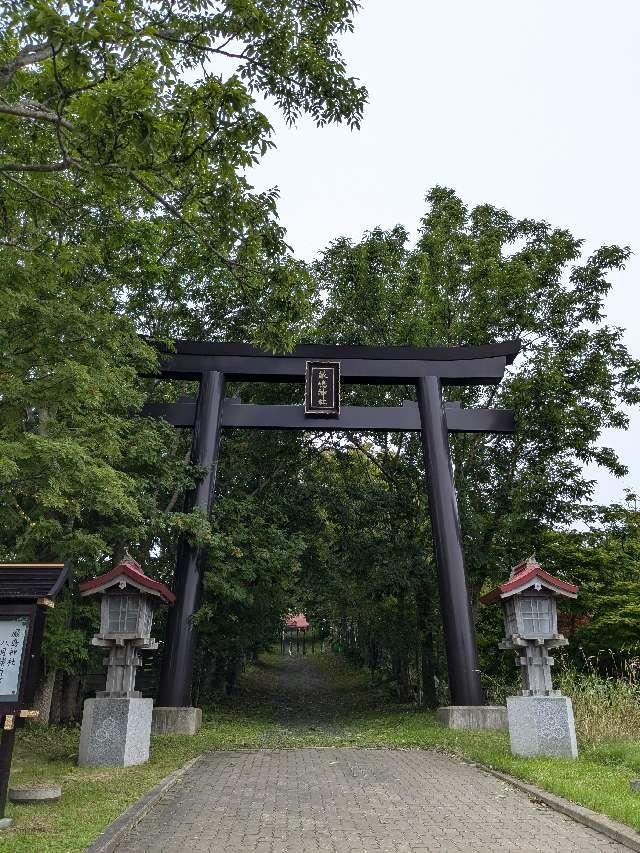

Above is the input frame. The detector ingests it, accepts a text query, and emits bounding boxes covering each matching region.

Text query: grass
[558,663,640,743]
[1,650,639,851]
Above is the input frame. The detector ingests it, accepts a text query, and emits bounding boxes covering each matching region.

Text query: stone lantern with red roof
[481,555,578,696]
[481,556,579,758]
[77,556,174,767]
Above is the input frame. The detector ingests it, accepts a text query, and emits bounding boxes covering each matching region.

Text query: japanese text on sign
[305,361,340,417]
[0,618,28,703]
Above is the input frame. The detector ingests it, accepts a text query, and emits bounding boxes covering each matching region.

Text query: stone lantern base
[78,697,153,767]
[507,695,578,758]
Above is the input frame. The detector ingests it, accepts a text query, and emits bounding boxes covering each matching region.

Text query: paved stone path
[116,747,625,852]
[114,657,627,852]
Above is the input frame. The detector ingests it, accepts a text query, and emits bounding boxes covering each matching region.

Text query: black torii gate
[143,339,520,708]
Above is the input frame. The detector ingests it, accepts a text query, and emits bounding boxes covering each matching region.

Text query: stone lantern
[78,556,174,767]
[480,556,579,758]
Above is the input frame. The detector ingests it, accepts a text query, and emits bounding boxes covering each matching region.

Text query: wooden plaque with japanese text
[304,361,340,417]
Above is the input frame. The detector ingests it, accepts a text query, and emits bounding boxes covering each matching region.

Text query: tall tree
[0,2,367,703]
[0,0,366,563]
[304,187,640,696]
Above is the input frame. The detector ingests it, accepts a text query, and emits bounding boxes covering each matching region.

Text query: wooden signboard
[0,607,34,712]
[304,361,340,417]
[0,565,70,826]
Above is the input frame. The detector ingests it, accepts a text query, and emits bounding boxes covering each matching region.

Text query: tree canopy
[196,188,640,702]
[0,0,365,569]
[1,3,638,708]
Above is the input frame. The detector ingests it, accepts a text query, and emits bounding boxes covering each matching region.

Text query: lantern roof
[285,613,309,629]
[79,557,175,604]
[480,555,578,605]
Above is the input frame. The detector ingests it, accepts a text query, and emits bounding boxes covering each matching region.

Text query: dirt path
[257,652,352,734]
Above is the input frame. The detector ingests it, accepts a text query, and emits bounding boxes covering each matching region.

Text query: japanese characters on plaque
[305,361,340,417]
[0,618,29,703]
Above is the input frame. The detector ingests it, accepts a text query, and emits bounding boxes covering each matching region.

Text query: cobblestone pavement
[115,747,625,852]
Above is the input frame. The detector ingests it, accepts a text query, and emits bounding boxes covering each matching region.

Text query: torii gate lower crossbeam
[143,339,520,709]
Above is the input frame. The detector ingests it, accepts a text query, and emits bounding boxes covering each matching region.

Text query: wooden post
[416,375,483,706]
[0,724,15,823]
[158,371,225,707]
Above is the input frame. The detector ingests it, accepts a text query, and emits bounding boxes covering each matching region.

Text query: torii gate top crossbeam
[147,339,520,385]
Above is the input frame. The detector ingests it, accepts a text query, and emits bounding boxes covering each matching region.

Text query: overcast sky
[248,1,639,506]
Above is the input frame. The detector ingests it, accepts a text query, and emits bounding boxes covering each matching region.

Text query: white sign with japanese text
[0,617,29,702]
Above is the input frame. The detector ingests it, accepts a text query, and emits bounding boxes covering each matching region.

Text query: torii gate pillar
[417,376,483,705]
[157,371,225,708]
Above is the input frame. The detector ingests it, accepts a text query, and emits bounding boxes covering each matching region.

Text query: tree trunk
[225,657,242,694]
[392,652,411,702]
[33,668,57,724]
[48,669,64,724]
[60,674,81,723]
[420,628,438,708]
[398,653,411,702]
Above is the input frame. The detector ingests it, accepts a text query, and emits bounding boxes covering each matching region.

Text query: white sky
[247,0,640,506]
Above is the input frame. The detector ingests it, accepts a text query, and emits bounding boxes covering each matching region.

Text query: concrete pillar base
[436,705,508,731]
[152,706,202,735]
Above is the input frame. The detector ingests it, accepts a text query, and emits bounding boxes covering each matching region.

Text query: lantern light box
[80,556,175,698]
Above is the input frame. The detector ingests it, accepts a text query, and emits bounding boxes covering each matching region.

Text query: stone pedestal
[507,695,578,758]
[79,697,153,767]
[152,706,202,735]
[437,705,507,731]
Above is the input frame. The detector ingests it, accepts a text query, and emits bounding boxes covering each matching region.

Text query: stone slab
[151,706,202,735]
[79,697,153,767]
[9,784,62,804]
[507,694,578,758]
[437,704,508,730]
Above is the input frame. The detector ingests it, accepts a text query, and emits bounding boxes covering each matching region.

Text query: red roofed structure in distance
[285,613,309,630]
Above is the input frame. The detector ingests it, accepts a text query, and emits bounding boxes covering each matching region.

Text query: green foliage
[539,499,640,657]
[304,188,640,698]
[40,595,95,673]
[194,494,305,693]
[1,0,365,671]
